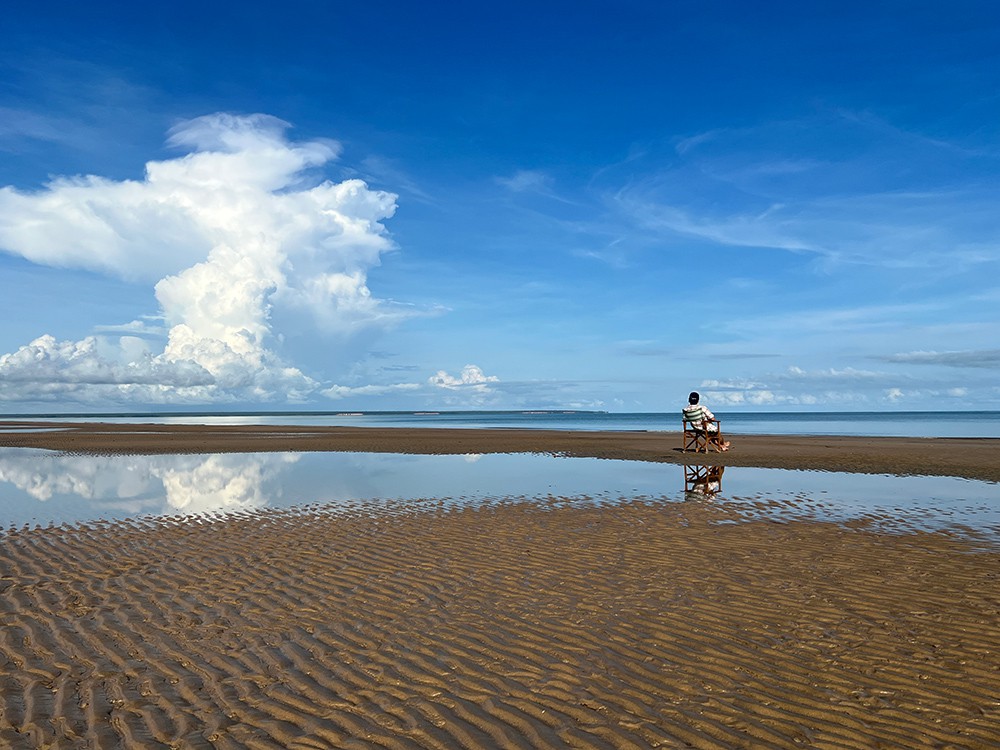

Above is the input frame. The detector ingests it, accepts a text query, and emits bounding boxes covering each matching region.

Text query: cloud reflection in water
[0,450,996,544]
[0,450,300,523]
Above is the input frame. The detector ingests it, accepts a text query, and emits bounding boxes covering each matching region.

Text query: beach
[1,423,999,748]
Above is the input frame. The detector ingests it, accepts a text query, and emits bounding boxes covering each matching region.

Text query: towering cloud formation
[0,114,402,404]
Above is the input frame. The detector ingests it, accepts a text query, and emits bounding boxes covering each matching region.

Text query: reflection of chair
[682,417,724,452]
[684,466,726,498]
[684,465,725,498]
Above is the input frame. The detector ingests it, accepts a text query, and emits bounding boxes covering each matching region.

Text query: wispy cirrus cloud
[494,169,578,206]
[495,169,553,193]
[322,382,422,399]
[880,349,1000,368]
[606,110,1000,270]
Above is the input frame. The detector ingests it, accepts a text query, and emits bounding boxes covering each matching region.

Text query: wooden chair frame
[682,418,724,453]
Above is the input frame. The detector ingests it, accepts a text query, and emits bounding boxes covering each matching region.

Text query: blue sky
[1,0,998,413]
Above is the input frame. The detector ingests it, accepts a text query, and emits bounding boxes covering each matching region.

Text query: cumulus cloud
[702,389,778,406]
[700,378,769,390]
[696,366,910,408]
[429,364,499,392]
[692,357,990,409]
[321,364,501,403]
[0,335,210,386]
[0,113,413,404]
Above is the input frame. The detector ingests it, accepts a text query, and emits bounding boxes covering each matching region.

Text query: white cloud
[700,378,769,390]
[702,390,777,406]
[429,364,499,392]
[0,333,320,405]
[321,364,501,404]
[696,365,917,409]
[0,113,414,404]
[0,335,208,386]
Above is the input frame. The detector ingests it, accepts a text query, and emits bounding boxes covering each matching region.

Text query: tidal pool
[0,448,996,542]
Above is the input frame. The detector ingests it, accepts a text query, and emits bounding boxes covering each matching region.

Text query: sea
[3,410,1000,438]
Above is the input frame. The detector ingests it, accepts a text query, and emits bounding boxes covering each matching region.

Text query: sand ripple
[1,497,999,748]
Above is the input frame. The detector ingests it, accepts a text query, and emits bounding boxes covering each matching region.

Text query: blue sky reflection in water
[0,450,996,543]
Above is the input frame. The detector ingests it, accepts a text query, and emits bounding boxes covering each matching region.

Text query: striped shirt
[683,404,718,431]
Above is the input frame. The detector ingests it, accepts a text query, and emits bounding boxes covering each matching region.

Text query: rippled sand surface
[1,496,998,748]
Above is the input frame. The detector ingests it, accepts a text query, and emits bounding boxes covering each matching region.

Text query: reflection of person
[682,391,730,451]
[684,465,725,499]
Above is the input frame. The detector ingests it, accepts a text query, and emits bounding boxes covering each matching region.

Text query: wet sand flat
[1,423,999,747]
[2,421,999,482]
[1,496,999,748]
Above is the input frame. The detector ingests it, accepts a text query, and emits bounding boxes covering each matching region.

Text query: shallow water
[0,449,996,541]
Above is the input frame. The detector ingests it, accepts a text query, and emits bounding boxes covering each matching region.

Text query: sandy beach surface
[1,423,998,748]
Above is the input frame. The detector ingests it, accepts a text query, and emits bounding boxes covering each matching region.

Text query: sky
[1,0,998,413]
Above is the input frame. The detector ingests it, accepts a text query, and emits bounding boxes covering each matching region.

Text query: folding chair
[682,417,723,453]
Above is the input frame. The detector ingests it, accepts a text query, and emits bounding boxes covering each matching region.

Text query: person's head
[688,391,700,405]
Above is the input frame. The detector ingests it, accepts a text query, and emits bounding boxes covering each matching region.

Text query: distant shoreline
[2,421,998,483]
[4,409,999,440]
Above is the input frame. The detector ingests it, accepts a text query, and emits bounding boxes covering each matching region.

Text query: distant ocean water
[4,410,1000,439]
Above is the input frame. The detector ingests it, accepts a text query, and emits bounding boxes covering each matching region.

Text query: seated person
[682,391,730,451]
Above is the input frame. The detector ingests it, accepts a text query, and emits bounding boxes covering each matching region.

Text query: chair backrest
[682,405,708,423]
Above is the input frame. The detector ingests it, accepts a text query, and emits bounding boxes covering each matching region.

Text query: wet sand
[1,423,999,747]
[1,421,999,481]
[1,497,998,748]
